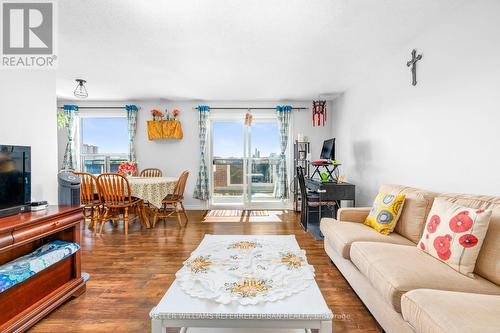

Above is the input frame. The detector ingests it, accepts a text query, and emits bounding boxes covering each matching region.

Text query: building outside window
[79,115,129,174]
[211,119,282,206]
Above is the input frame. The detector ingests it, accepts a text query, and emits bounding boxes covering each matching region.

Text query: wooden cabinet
[0,206,86,333]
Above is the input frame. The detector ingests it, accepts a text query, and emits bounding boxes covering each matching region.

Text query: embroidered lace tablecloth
[176,238,316,305]
[128,177,177,208]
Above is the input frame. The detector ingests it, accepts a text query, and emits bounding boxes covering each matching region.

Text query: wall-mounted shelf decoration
[147,119,183,140]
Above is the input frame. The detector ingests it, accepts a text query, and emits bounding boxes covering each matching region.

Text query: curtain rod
[57,106,126,110]
[58,106,309,110]
[191,107,308,110]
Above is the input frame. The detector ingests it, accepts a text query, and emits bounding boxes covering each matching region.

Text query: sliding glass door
[211,120,245,205]
[248,121,281,203]
[210,115,285,208]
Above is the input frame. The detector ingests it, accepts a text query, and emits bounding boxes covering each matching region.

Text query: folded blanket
[0,240,80,293]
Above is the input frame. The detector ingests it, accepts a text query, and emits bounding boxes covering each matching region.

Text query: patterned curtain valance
[197,105,210,112]
[275,105,292,113]
[63,105,79,112]
[125,104,138,112]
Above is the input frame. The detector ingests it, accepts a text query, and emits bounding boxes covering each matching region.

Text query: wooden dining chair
[152,171,189,227]
[140,168,163,177]
[96,173,147,235]
[73,171,102,232]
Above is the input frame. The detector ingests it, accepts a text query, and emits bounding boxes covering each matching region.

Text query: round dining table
[127,176,178,209]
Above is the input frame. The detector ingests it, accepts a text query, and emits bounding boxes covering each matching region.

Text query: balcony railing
[212,157,280,197]
[80,154,128,174]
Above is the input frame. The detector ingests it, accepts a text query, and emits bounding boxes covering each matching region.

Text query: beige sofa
[320,184,500,333]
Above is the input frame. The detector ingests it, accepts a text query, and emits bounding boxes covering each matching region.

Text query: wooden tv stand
[0,206,86,333]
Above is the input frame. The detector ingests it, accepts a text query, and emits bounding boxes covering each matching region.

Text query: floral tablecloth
[128,176,177,208]
[176,238,316,305]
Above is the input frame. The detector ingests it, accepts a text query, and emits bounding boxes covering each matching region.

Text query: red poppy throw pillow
[418,198,492,277]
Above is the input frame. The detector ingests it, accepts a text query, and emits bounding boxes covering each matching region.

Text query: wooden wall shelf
[147,120,183,140]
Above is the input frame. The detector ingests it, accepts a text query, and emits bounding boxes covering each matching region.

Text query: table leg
[311,165,321,179]
[325,165,337,181]
[151,319,162,333]
[320,320,333,333]
[142,206,151,228]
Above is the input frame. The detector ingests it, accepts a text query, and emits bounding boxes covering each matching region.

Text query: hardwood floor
[29,210,380,333]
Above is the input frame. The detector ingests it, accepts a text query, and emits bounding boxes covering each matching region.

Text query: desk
[310,163,341,182]
[303,179,356,239]
[305,179,356,204]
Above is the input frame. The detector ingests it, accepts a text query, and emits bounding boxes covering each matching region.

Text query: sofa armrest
[337,207,371,223]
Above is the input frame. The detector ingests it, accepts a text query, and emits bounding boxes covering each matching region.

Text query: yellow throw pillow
[364,192,406,235]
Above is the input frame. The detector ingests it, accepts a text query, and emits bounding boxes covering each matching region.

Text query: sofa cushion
[417,198,492,277]
[402,289,500,333]
[364,192,406,235]
[438,193,500,286]
[320,218,414,259]
[379,184,438,243]
[0,240,80,293]
[350,242,500,313]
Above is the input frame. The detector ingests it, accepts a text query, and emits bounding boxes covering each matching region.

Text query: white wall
[0,70,58,204]
[331,0,500,206]
[57,100,333,209]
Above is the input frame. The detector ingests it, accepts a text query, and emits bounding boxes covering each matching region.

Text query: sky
[81,117,128,153]
[213,121,280,158]
[81,118,280,157]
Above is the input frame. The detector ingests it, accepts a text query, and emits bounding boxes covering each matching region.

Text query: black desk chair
[297,167,337,239]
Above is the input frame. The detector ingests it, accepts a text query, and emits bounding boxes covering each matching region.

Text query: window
[211,116,284,206]
[79,116,129,174]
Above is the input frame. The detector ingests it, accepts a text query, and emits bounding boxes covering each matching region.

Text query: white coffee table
[150,235,333,333]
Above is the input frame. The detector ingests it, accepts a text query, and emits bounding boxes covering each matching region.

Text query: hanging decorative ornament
[244,109,253,126]
[312,100,327,127]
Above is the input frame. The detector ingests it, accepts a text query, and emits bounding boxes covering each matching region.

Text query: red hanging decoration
[312,100,327,127]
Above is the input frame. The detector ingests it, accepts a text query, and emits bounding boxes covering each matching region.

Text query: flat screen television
[320,138,335,160]
[0,145,31,217]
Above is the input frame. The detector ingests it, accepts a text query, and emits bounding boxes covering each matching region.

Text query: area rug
[202,210,282,223]
[205,210,243,217]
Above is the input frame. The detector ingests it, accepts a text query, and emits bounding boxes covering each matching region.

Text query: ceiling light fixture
[73,79,88,98]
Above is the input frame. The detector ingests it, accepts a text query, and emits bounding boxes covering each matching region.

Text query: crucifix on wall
[406,49,422,86]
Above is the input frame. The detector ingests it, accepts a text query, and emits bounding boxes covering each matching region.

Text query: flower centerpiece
[118,161,137,177]
[151,109,164,121]
[172,108,180,119]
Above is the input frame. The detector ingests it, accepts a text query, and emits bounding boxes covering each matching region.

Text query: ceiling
[56,0,465,101]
